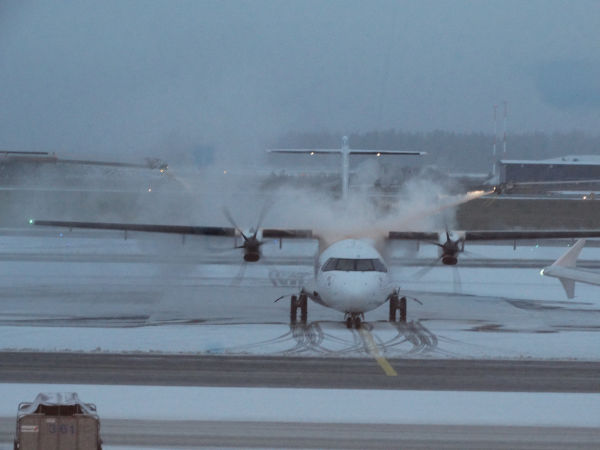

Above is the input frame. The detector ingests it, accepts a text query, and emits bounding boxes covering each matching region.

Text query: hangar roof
[500,155,600,166]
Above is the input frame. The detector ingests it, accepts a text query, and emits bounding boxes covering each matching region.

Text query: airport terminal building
[499,155,600,183]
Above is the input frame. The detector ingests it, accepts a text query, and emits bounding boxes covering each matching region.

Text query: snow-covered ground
[0,317,599,359]
[1,383,599,427]
[0,231,599,359]
[1,231,600,448]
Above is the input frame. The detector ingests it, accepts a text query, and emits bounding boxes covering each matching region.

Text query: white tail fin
[558,278,576,299]
[551,239,586,267]
[268,137,424,201]
[551,239,586,298]
[541,239,600,299]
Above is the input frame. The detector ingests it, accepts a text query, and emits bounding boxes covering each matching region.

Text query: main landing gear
[389,293,407,323]
[345,313,364,329]
[290,293,308,323]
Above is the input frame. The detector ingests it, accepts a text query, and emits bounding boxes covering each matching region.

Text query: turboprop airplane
[28,138,600,328]
[31,215,600,328]
[540,239,600,298]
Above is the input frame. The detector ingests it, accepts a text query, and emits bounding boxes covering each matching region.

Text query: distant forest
[272,130,600,173]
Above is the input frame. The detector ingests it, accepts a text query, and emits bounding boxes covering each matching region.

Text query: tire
[346,317,353,329]
[290,295,297,322]
[300,295,308,323]
[354,316,361,329]
[400,297,407,323]
[389,296,398,322]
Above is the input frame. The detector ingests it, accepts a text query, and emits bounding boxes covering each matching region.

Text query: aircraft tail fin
[551,239,586,268]
[267,137,424,201]
[558,277,576,299]
[550,239,586,299]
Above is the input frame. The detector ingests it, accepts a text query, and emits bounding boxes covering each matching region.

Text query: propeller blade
[407,296,424,306]
[231,261,248,287]
[254,201,272,236]
[414,255,443,279]
[223,207,248,241]
[452,266,462,293]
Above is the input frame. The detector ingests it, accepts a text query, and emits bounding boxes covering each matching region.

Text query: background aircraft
[541,239,600,298]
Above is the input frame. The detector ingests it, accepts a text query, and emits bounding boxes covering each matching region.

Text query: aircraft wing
[388,230,600,241]
[31,220,235,236]
[31,219,313,239]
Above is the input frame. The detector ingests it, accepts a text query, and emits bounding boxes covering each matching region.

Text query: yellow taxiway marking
[359,328,398,376]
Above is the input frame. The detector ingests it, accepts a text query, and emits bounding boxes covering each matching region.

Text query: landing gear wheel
[389,295,398,322]
[290,294,308,324]
[399,296,407,323]
[290,295,298,323]
[353,316,362,329]
[299,294,308,323]
[346,317,353,329]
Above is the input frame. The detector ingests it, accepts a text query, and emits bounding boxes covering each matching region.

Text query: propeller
[414,229,465,282]
[221,203,274,286]
[435,230,465,265]
[223,204,271,262]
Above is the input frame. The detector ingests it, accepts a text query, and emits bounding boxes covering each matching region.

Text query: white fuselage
[312,239,395,313]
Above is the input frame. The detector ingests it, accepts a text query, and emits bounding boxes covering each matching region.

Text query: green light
[29,219,34,225]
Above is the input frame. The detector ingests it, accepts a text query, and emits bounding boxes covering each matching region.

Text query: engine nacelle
[442,254,458,265]
[244,249,260,262]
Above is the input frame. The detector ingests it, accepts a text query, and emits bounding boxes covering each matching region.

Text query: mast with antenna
[492,104,498,176]
[503,101,508,156]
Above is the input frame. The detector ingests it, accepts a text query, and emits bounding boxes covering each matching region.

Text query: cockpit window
[336,258,355,271]
[321,258,387,272]
[355,259,374,271]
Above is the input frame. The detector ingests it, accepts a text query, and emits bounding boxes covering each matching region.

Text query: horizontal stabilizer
[267,148,425,156]
[267,149,340,155]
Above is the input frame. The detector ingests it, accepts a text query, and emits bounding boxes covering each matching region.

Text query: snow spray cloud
[261,167,490,247]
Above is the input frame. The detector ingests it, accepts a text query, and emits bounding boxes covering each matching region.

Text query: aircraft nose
[325,273,386,310]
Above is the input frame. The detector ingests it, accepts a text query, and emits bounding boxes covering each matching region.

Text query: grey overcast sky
[0,0,599,161]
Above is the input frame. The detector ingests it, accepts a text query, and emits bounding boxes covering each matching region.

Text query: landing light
[376,152,381,157]
[540,269,545,277]
[310,151,315,156]
[148,187,152,192]
[223,170,228,174]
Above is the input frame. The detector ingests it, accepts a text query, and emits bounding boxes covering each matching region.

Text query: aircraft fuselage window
[321,258,387,272]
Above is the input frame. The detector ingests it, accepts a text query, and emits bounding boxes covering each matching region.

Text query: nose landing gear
[345,312,364,329]
[290,293,308,323]
[388,293,407,323]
